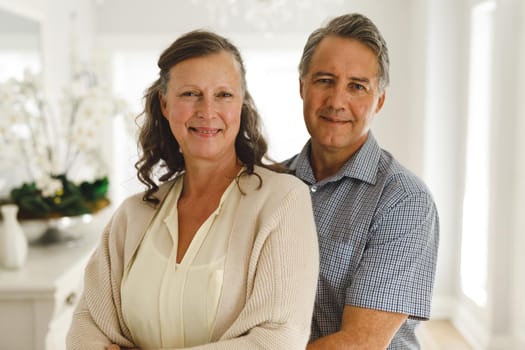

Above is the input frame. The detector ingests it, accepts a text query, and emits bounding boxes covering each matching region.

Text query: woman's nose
[196,96,215,118]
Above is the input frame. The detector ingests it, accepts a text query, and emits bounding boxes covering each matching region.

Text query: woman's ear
[159,91,168,119]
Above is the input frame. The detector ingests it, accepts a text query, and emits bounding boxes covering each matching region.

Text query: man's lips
[320,115,352,124]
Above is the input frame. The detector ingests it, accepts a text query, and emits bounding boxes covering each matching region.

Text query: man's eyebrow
[348,77,371,84]
[312,71,336,78]
[311,72,372,84]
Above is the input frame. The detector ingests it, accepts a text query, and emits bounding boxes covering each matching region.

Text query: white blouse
[121,175,241,349]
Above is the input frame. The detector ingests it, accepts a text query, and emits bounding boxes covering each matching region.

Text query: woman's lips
[189,127,222,136]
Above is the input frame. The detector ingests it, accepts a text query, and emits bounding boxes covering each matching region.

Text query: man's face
[300,35,385,159]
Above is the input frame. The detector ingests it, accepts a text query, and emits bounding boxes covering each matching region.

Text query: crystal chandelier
[190,0,345,34]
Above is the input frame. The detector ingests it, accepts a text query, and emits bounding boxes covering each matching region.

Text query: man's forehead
[307,37,380,79]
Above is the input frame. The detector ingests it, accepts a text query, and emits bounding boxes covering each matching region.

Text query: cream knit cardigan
[67,166,319,350]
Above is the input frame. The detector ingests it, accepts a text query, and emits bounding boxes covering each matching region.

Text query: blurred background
[0,0,524,348]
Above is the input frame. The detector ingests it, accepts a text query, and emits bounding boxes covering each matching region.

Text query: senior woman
[66,30,319,350]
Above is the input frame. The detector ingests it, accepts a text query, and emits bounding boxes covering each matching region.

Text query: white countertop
[0,209,112,298]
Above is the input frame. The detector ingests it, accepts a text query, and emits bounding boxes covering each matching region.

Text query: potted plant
[0,68,130,243]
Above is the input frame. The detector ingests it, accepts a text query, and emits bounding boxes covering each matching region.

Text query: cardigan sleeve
[66,216,136,350]
[178,183,320,350]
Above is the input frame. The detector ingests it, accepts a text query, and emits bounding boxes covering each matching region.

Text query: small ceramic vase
[0,204,28,269]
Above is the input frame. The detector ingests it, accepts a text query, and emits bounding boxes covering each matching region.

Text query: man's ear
[375,90,386,113]
[299,78,304,99]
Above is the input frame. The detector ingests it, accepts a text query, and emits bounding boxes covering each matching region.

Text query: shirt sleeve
[345,190,439,320]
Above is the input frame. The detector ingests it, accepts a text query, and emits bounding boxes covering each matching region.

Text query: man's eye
[348,83,370,96]
[315,78,333,85]
[350,83,366,90]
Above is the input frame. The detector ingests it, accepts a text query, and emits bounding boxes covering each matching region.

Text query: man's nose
[326,84,347,110]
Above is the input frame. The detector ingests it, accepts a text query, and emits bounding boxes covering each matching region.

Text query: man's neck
[310,138,367,181]
[309,145,355,182]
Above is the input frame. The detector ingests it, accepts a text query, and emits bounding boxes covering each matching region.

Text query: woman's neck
[182,157,243,199]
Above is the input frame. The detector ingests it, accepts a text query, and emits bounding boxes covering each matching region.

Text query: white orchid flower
[35,176,63,198]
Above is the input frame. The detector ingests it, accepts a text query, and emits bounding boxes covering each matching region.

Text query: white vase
[0,204,28,269]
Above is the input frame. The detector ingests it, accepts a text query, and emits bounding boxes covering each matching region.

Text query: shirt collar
[291,132,381,186]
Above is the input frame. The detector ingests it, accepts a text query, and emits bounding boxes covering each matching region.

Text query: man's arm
[309,190,438,349]
[307,305,408,350]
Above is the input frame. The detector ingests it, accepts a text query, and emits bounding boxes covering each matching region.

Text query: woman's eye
[180,91,199,97]
[217,92,233,98]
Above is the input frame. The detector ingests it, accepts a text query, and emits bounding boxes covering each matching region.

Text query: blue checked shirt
[288,133,439,349]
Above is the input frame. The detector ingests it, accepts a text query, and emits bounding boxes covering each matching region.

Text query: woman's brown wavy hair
[135,30,272,205]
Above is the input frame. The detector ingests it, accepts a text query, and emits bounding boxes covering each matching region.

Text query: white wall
[0,0,44,22]
[0,7,41,80]
[427,0,525,348]
[0,0,96,112]
[513,2,525,345]
[484,0,524,347]
[422,0,469,317]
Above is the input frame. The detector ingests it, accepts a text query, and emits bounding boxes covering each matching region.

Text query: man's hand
[307,305,408,350]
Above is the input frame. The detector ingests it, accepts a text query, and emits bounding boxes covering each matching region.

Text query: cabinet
[0,214,108,350]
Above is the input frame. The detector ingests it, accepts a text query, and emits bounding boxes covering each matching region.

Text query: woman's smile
[189,126,222,136]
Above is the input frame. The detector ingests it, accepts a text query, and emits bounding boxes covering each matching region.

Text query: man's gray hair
[299,13,390,91]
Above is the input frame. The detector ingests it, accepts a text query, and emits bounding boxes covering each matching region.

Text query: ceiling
[94,0,351,35]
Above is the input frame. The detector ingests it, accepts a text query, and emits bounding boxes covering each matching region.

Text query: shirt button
[311,185,317,193]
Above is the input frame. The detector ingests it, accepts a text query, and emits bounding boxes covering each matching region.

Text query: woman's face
[160,51,243,165]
